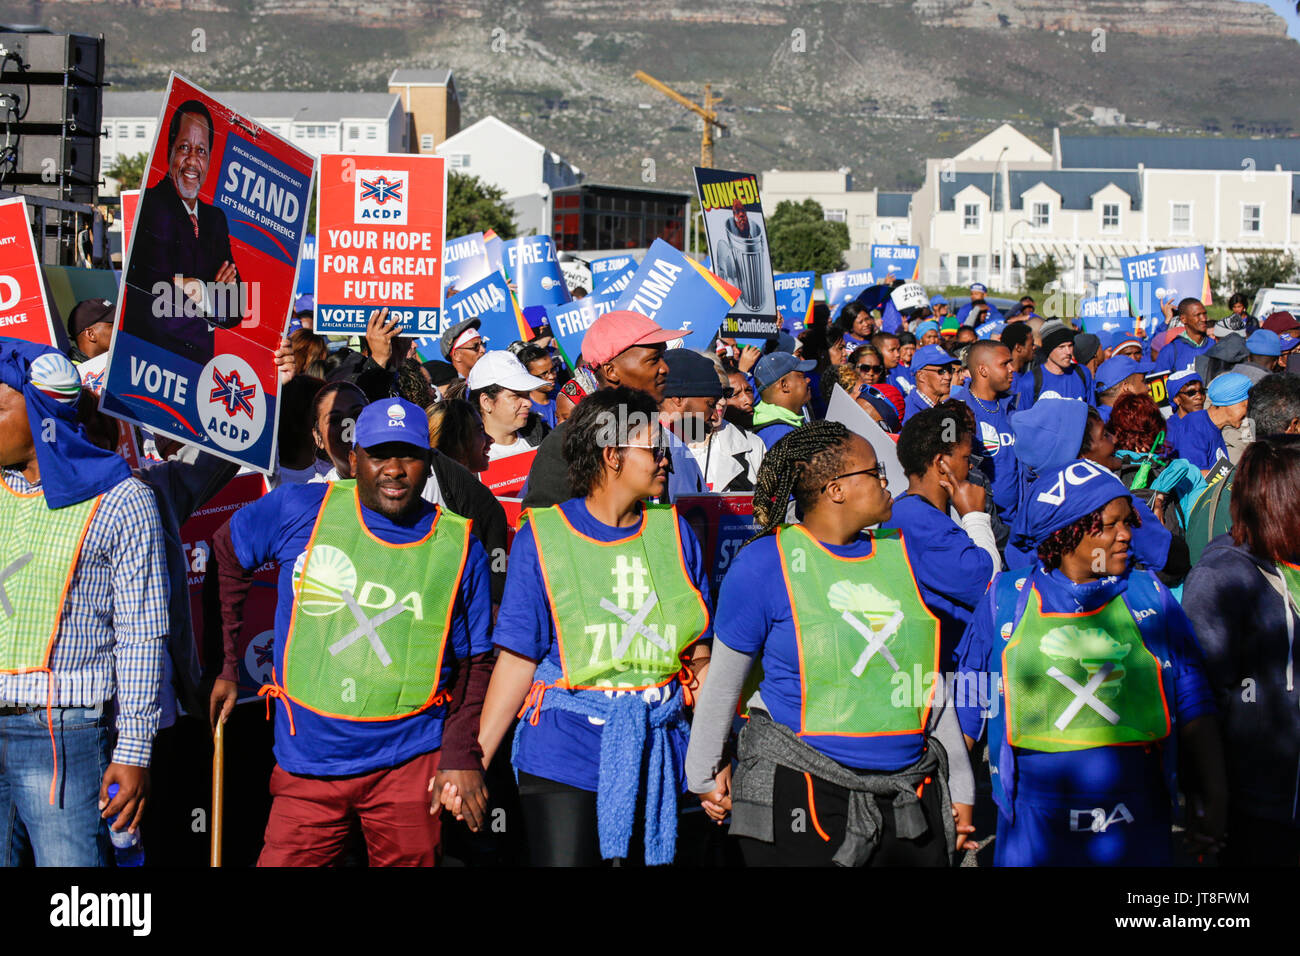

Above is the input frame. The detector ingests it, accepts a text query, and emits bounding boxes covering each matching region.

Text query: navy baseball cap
[912,344,959,370]
[1094,355,1153,392]
[353,398,430,451]
[969,282,988,293]
[755,352,816,392]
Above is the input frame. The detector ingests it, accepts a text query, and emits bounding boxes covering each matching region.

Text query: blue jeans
[0,707,113,867]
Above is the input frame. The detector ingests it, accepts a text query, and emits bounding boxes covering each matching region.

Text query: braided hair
[750,420,851,541]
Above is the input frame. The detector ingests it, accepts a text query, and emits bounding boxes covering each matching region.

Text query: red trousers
[258,750,442,867]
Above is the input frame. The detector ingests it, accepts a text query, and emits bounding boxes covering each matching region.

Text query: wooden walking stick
[211,717,225,867]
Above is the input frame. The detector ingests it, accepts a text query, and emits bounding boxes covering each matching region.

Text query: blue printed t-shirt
[755,420,797,450]
[1154,334,1215,376]
[531,398,557,429]
[954,566,1214,810]
[1167,408,1227,470]
[961,392,1020,524]
[715,530,933,771]
[229,482,493,777]
[492,498,712,792]
[889,363,915,395]
[1016,364,1093,410]
[881,493,993,666]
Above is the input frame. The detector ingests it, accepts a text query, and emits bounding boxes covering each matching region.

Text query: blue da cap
[911,344,959,370]
[353,398,430,451]
[1094,354,1153,392]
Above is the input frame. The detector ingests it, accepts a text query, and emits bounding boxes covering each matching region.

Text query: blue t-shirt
[229,482,493,777]
[715,530,933,771]
[531,398,557,429]
[881,493,994,664]
[888,363,915,396]
[957,302,1004,326]
[902,387,937,423]
[953,566,1214,865]
[961,392,1020,524]
[1154,334,1214,376]
[1016,364,1093,410]
[492,498,712,792]
[754,420,797,450]
[1166,408,1227,470]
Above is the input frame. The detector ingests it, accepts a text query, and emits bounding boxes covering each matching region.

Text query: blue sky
[1242,0,1300,40]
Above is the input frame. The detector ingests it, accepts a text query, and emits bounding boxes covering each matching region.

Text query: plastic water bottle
[105,783,145,867]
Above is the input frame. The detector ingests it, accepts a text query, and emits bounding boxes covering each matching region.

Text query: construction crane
[633,70,727,168]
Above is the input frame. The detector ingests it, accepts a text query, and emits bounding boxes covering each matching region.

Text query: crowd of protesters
[3,271,1300,869]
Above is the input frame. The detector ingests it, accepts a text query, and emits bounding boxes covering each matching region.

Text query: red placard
[119,189,139,261]
[0,196,58,346]
[314,152,447,335]
[480,448,536,498]
[181,472,279,701]
[674,493,759,604]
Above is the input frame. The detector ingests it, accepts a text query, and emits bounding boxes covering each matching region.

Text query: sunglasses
[822,464,887,492]
[857,363,883,373]
[618,443,670,464]
[456,340,486,353]
[1180,386,1206,397]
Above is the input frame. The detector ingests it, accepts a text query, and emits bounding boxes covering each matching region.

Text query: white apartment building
[760,168,911,270]
[100,90,407,187]
[766,123,1300,294]
[435,116,582,237]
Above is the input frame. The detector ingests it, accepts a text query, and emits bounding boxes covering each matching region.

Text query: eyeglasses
[921,366,955,377]
[618,444,670,463]
[456,340,486,354]
[1181,386,1206,397]
[857,363,883,374]
[822,464,887,491]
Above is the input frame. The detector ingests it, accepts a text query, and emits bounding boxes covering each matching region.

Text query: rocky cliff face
[30,0,1293,36]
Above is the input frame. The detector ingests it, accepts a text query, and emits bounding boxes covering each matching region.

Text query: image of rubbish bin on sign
[718,199,768,312]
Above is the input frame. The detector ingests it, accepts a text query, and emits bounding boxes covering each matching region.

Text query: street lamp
[991,146,1008,289]
[1006,218,1031,290]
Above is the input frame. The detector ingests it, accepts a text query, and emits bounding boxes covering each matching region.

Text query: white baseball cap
[466,349,548,393]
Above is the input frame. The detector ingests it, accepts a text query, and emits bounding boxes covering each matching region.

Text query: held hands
[699,764,733,824]
[737,345,762,374]
[273,337,296,385]
[209,678,238,734]
[365,307,401,368]
[214,260,238,285]
[428,769,490,832]
[938,459,986,516]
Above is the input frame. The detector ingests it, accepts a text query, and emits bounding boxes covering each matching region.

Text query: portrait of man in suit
[123,99,243,362]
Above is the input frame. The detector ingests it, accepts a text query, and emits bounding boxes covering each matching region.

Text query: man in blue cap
[1168,372,1251,473]
[930,294,950,321]
[213,397,494,865]
[903,344,958,423]
[0,339,168,866]
[1231,330,1284,384]
[1094,354,1154,423]
[751,352,814,449]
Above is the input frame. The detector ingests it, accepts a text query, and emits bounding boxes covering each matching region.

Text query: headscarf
[1013,458,1132,550]
[0,338,130,509]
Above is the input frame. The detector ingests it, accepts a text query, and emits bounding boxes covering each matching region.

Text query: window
[823,208,847,223]
[1031,201,1051,230]
[420,133,434,150]
[365,126,377,140]
[1170,202,1192,235]
[135,125,146,139]
[347,125,360,139]
[1242,203,1262,234]
[853,242,871,251]
[448,153,471,168]
[118,124,128,137]
[856,214,872,227]
[962,203,981,231]
[1102,202,1120,231]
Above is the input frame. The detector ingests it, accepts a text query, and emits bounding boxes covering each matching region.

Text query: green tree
[106,151,149,191]
[1225,251,1299,303]
[767,198,849,274]
[1025,254,1060,293]
[446,171,517,239]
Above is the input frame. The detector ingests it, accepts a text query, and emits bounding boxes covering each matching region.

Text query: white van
[1250,284,1300,319]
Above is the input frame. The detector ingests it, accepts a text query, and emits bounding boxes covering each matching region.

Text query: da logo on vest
[292,545,427,621]
[827,580,905,678]
[1069,802,1134,833]
[197,354,267,452]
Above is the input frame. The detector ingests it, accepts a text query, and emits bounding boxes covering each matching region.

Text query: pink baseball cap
[581,310,689,365]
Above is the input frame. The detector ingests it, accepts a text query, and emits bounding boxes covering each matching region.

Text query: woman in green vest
[471,386,713,866]
[685,420,975,866]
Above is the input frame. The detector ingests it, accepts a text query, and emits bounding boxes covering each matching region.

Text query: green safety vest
[0,483,100,673]
[774,525,939,737]
[529,504,709,691]
[279,480,472,721]
[1002,586,1171,753]
[1276,562,1300,609]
